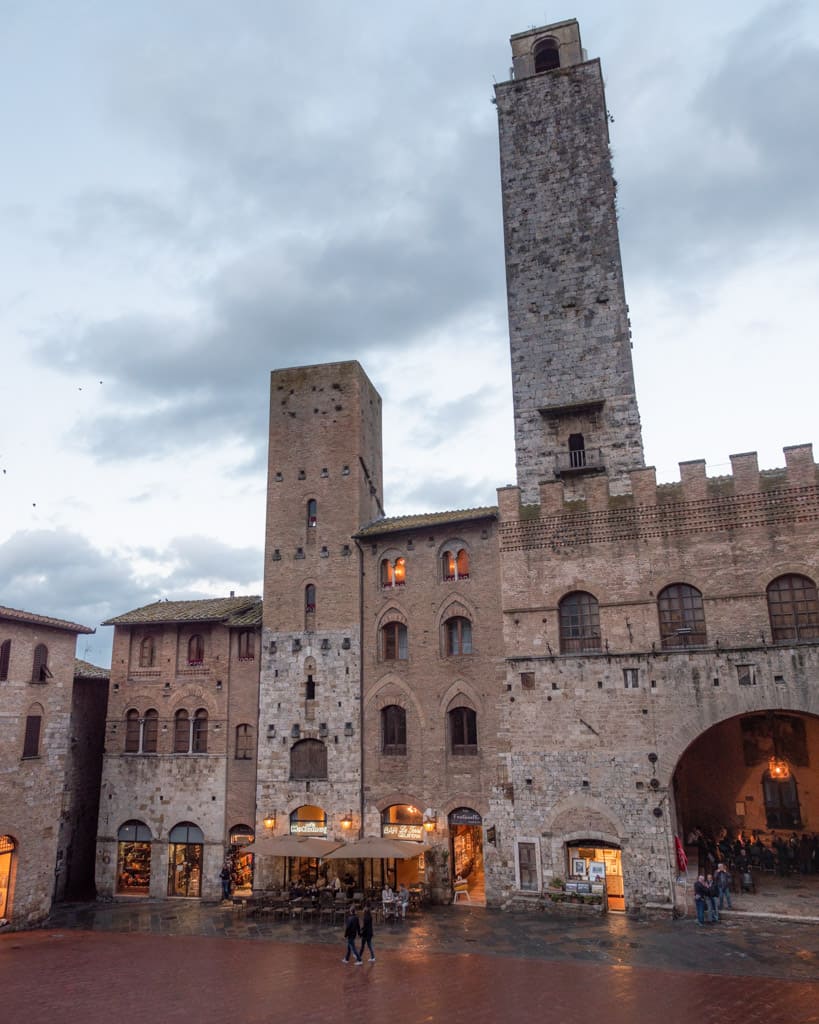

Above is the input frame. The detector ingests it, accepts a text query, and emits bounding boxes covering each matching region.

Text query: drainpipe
[354,539,366,840]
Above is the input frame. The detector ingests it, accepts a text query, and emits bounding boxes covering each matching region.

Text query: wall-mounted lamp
[263,811,277,830]
[340,810,353,829]
[422,809,438,833]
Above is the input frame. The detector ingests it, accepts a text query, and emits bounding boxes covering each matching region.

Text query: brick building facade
[95,597,261,902]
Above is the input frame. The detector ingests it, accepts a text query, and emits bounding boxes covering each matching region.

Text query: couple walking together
[342,903,375,964]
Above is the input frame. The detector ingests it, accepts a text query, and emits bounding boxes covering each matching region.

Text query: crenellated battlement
[497,443,818,538]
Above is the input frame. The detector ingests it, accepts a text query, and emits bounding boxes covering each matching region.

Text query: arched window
[381,557,407,587]
[766,574,819,643]
[237,630,255,660]
[235,724,254,760]
[290,739,328,780]
[31,644,50,683]
[22,705,43,758]
[381,705,407,755]
[381,621,408,661]
[143,709,158,753]
[125,709,141,753]
[187,634,204,665]
[442,548,469,581]
[568,433,586,468]
[305,584,316,613]
[0,639,10,681]
[444,616,473,656]
[658,583,706,647]
[139,637,155,668]
[763,770,802,829]
[559,592,602,653]
[192,709,208,753]
[307,498,317,527]
[449,706,477,756]
[173,709,190,753]
[534,38,560,73]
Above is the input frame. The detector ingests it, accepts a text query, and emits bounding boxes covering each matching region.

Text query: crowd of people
[688,828,819,879]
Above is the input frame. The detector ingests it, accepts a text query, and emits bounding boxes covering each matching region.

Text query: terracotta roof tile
[74,658,110,680]
[103,596,261,627]
[0,605,94,634]
[355,506,497,538]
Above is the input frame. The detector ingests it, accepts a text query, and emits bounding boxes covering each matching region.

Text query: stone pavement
[2,900,818,1024]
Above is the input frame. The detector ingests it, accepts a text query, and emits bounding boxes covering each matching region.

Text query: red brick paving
[3,930,818,1024]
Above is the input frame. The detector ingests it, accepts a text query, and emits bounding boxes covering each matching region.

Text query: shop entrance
[449,808,485,903]
[228,825,255,895]
[566,841,624,912]
[167,822,203,898]
[0,835,15,918]
[381,805,424,889]
[116,820,152,895]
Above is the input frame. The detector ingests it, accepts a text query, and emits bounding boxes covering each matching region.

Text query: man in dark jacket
[342,906,363,964]
[693,874,709,926]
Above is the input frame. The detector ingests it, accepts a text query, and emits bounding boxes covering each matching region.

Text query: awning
[252,835,344,858]
[323,837,426,860]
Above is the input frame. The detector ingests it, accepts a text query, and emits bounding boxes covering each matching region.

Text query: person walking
[342,906,363,964]
[359,902,375,962]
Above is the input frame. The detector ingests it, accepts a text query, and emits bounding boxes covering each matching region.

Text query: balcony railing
[555,448,605,476]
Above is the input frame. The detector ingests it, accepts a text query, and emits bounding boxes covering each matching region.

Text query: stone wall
[495,29,643,502]
[0,619,79,925]
[489,449,819,911]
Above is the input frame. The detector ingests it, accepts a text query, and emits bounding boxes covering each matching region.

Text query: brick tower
[256,361,383,867]
[495,19,644,502]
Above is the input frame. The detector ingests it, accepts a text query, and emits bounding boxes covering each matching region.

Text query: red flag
[674,835,688,874]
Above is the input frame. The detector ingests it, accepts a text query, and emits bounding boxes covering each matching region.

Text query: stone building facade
[496,19,644,503]
[0,606,98,927]
[96,596,261,902]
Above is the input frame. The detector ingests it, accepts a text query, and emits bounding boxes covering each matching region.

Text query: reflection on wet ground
[42,896,819,981]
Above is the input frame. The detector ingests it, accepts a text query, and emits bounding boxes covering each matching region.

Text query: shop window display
[116,820,152,895]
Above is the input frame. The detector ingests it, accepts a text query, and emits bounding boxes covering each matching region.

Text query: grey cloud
[396,474,499,515]
[618,3,819,283]
[0,529,263,666]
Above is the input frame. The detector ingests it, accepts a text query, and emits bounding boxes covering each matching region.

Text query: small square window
[520,672,535,690]
[737,665,755,687]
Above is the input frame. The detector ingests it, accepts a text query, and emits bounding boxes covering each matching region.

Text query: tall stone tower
[256,361,383,863]
[495,19,644,503]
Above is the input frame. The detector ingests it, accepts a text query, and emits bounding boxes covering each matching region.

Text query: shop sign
[290,822,327,836]
[448,808,482,826]
[382,823,424,841]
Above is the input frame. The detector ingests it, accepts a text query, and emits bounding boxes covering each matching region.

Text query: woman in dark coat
[359,902,375,962]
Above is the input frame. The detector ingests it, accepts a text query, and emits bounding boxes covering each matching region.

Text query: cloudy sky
[1,0,817,666]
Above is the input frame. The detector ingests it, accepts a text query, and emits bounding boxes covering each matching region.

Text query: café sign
[382,823,424,841]
[290,821,327,836]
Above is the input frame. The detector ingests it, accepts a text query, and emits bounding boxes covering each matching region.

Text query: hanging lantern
[768,756,790,781]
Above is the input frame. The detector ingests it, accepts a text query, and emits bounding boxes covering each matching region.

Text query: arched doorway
[228,824,255,895]
[0,835,16,918]
[288,806,327,886]
[167,822,203,897]
[448,808,485,904]
[380,804,425,891]
[671,710,819,911]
